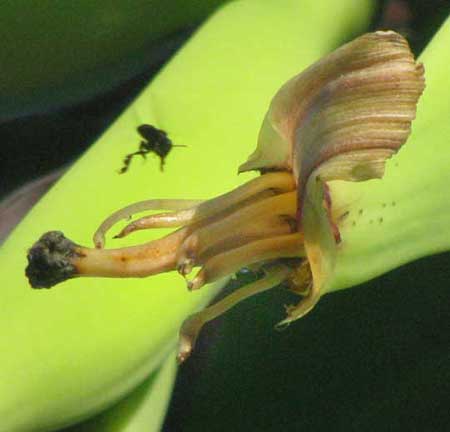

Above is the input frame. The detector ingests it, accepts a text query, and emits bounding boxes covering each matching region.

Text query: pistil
[27,173,303,300]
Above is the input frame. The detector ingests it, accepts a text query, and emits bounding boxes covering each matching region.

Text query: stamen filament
[93,199,201,248]
[176,191,297,274]
[98,172,295,244]
[187,232,305,290]
[178,263,292,363]
[113,189,273,240]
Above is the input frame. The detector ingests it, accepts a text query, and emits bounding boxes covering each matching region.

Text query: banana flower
[26,31,425,364]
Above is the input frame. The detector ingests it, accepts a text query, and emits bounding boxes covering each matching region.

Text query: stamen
[178,263,292,362]
[99,172,295,244]
[176,191,297,274]
[187,232,305,290]
[93,199,201,248]
[113,189,273,241]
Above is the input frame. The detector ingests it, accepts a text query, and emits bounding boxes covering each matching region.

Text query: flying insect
[119,124,184,173]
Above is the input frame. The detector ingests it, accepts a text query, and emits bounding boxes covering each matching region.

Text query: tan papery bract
[243,31,425,324]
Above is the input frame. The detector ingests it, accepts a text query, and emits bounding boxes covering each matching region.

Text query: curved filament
[93,199,201,248]
[95,172,295,247]
[178,263,292,362]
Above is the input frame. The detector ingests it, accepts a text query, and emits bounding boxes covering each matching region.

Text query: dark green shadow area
[166,251,450,431]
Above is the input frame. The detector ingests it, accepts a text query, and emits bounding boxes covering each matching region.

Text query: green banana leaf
[64,355,177,432]
[0,0,374,430]
[0,0,227,119]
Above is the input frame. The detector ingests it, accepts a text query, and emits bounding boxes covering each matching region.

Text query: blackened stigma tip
[25,231,79,289]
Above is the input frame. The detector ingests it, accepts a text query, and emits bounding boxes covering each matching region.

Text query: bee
[119,124,185,173]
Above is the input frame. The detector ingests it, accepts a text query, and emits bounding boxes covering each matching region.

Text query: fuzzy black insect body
[119,124,184,173]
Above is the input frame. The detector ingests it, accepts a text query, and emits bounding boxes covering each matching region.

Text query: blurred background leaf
[0,0,229,121]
